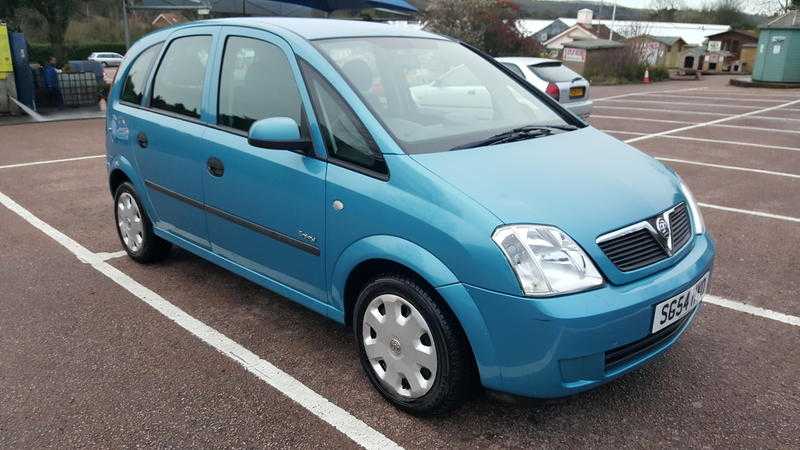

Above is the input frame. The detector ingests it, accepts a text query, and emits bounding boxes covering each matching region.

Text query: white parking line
[595,116,800,135]
[704,295,800,327]
[699,202,800,223]
[623,97,800,144]
[0,155,105,170]
[598,98,760,109]
[656,157,800,179]
[595,106,733,117]
[711,123,800,134]
[603,129,800,152]
[594,87,707,101]
[752,114,800,122]
[591,115,696,125]
[0,191,402,450]
[696,90,800,99]
[96,250,128,261]
[642,94,786,103]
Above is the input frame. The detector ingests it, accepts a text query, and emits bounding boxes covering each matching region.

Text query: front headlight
[679,180,705,235]
[492,225,603,297]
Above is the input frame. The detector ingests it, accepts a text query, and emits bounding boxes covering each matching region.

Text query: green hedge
[28,42,127,65]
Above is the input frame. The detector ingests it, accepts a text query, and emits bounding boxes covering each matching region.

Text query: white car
[88,52,124,67]
[496,57,592,119]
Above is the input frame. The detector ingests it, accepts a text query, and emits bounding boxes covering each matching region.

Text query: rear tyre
[354,274,475,415]
[114,182,171,263]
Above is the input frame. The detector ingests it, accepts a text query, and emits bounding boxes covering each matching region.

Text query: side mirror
[247,117,313,153]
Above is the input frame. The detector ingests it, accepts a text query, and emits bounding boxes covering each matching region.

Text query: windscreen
[529,63,582,83]
[315,37,571,154]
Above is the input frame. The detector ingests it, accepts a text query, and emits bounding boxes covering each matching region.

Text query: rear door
[202,27,327,300]
[528,62,589,104]
[132,27,219,248]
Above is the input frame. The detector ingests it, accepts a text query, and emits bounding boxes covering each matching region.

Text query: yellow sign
[0,23,13,80]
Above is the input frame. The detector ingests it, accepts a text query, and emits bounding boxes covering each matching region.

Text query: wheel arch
[331,235,498,380]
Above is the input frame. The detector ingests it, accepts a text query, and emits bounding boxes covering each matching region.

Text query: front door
[133,28,218,247]
[202,28,327,300]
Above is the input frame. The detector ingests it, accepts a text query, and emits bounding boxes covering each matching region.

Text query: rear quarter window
[529,63,582,83]
[120,43,163,105]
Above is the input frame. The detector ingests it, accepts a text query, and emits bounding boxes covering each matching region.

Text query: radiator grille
[597,203,692,272]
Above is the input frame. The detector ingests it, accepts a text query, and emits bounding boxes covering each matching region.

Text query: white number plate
[652,273,709,334]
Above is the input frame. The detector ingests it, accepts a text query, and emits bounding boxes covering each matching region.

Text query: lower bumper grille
[605,314,690,371]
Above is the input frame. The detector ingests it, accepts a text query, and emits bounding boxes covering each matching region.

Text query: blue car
[106,18,715,415]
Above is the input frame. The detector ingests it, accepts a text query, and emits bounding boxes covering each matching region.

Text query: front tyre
[354,274,475,415]
[114,182,171,263]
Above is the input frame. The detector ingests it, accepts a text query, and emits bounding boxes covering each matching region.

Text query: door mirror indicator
[247,117,313,152]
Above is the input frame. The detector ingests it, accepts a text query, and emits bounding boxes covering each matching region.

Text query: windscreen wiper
[450,124,578,151]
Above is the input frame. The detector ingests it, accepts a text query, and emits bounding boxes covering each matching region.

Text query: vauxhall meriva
[106,18,715,415]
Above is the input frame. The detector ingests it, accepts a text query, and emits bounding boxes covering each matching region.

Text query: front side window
[120,43,162,105]
[301,62,386,176]
[151,35,212,119]
[218,36,304,133]
[315,37,571,154]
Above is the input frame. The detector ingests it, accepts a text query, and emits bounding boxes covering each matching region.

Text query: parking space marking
[0,190,402,450]
[656,157,800,179]
[96,250,128,261]
[595,106,733,117]
[594,87,707,101]
[602,130,646,135]
[705,295,800,327]
[641,94,788,103]
[598,98,761,109]
[696,90,800,98]
[752,114,800,121]
[592,115,696,125]
[596,117,800,135]
[0,155,105,170]
[623,97,800,144]
[711,123,800,134]
[698,202,800,223]
[574,129,800,153]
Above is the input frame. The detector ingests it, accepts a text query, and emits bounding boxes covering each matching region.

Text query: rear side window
[120,43,162,105]
[500,62,525,78]
[529,63,582,83]
[150,35,212,119]
[301,61,387,177]
[218,36,304,133]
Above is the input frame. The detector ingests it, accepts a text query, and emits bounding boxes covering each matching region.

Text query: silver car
[88,52,124,67]
[496,57,592,119]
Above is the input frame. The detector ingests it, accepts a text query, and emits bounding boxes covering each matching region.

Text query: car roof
[496,57,560,66]
[178,17,447,41]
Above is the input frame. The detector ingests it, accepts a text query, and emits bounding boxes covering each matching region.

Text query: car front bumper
[437,233,715,398]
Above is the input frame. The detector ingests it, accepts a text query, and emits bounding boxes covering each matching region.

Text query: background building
[752,10,800,83]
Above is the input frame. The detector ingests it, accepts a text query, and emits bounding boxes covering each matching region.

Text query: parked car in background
[497,57,593,118]
[107,18,713,415]
[88,52,124,67]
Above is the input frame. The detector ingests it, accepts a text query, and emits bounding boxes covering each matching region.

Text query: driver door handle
[207,157,225,177]
[136,132,148,148]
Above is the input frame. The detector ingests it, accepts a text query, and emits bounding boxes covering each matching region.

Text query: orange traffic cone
[643,69,651,84]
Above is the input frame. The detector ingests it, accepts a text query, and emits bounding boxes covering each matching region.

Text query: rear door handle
[207,157,225,177]
[136,132,148,148]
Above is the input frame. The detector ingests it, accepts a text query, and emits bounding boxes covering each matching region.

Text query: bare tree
[422,0,492,49]
[423,0,544,56]
[755,0,800,14]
